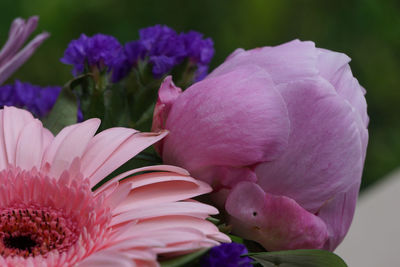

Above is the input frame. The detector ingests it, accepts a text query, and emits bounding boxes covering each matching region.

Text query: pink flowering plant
[0,15,368,267]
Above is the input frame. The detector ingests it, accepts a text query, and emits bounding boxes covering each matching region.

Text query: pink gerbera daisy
[0,106,229,266]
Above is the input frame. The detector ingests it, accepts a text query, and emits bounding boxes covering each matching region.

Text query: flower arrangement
[0,16,367,266]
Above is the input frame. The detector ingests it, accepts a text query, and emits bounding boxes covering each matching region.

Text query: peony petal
[255,77,363,212]
[152,76,182,154]
[317,48,369,157]
[85,130,168,188]
[162,65,290,180]
[151,76,182,133]
[226,181,328,251]
[208,39,319,84]
[190,165,257,191]
[318,182,360,251]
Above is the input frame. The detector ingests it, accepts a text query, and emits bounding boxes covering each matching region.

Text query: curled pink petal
[152,76,182,155]
[226,182,328,250]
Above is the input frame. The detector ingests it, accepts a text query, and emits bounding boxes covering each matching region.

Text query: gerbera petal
[94,165,190,198]
[113,175,211,213]
[154,240,219,255]
[0,110,7,170]
[110,201,219,227]
[134,227,211,247]
[104,181,133,210]
[84,130,168,187]
[112,215,230,244]
[81,128,139,180]
[15,119,45,170]
[42,124,81,168]
[76,250,136,267]
[44,118,100,178]
[2,106,35,166]
[108,228,165,249]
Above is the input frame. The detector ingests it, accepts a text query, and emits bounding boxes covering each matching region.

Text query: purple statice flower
[111,40,147,83]
[0,80,60,118]
[0,16,49,85]
[181,31,214,81]
[201,243,253,267]
[112,25,215,81]
[61,33,123,76]
[139,25,186,77]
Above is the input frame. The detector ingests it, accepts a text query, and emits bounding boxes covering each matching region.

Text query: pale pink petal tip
[0,16,49,85]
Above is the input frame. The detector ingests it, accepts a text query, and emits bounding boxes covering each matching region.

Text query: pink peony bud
[152,40,368,251]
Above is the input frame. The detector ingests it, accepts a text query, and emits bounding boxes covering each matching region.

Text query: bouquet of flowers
[0,16,368,267]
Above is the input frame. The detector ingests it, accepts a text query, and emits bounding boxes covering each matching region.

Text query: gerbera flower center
[0,206,79,258]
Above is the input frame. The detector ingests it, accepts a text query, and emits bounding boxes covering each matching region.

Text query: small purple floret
[201,243,253,267]
[181,31,214,65]
[0,80,60,117]
[114,25,215,81]
[139,25,186,77]
[111,40,147,83]
[61,33,123,76]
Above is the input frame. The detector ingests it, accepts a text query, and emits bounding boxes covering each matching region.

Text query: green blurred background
[0,0,399,190]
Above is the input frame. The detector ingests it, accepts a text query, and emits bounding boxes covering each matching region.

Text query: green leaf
[160,248,209,267]
[249,249,348,267]
[228,234,244,244]
[42,82,78,135]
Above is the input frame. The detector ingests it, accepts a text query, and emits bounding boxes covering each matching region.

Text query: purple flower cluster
[181,30,214,80]
[62,26,214,83]
[129,25,214,80]
[0,80,61,118]
[60,34,123,75]
[201,243,253,267]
